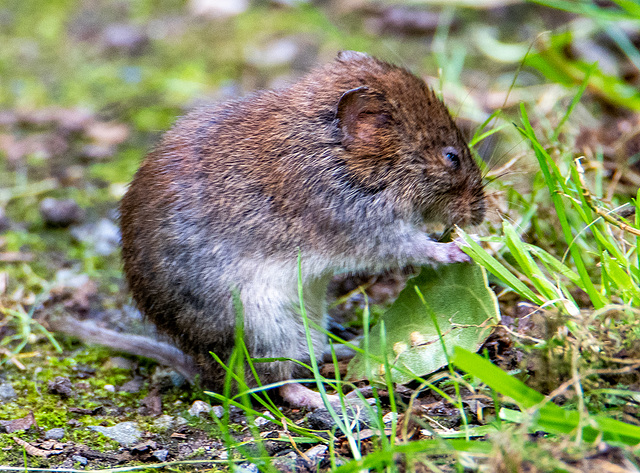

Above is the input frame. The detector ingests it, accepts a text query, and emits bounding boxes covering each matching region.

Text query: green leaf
[347,264,500,385]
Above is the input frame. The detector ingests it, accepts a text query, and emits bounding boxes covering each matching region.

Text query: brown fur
[120,51,486,394]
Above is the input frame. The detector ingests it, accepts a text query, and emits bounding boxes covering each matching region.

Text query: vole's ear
[336,86,392,153]
[337,50,371,62]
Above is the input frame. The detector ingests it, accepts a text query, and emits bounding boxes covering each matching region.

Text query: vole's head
[330,51,486,228]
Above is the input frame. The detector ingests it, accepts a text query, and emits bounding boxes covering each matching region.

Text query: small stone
[0,411,36,433]
[245,37,299,68]
[120,377,144,393]
[175,416,188,427]
[101,23,149,56]
[39,198,85,227]
[104,356,135,370]
[236,463,259,473]
[254,411,274,427]
[54,107,94,133]
[86,121,130,146]
[382,411,397,425]
[132,440,157,452]
[189,0,249,18]
[53,269,90,289]
[151,366,187,388]
[272,451,298,472]
[103,384,115,393]
[70,218,120,256]
[152,449,169,462]
[307,405,370,431]
[211,405,224,418]
[0,110,17,126]
[89,421,141,447]
[48,376,74,397]
[304,444,327,463]
[72,455,88,466]
[152,415,175,431]
[188,400,211,417]
[0,208,10,233]
[80,143,115,161]
[271,0,309,5]
[0,383,17,401]
[45,428,65,440]
[142,391,162,416]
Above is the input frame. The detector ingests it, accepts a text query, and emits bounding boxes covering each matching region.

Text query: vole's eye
[442,146,460,169]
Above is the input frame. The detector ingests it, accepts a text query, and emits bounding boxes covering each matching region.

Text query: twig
[575,157,640,236]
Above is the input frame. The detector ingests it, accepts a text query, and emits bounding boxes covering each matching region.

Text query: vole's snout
[469,190,487,226]
[449,185,486,228]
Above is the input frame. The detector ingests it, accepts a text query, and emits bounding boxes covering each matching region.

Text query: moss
[70,428,121,451]
[89,147,146,185]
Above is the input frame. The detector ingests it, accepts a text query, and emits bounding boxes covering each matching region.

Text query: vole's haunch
[119,51,486,408]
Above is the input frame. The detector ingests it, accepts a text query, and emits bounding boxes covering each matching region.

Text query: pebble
[39,198,85,227]
[189,0,248,18]
[152,415,175,431]
[254,411,274,427]
[101,23,149,56]
[211,405,224,418]
[151,366,187,388]
[382,411,397,425]
[89,421,141,447]
[103,384,115,393]
[104,356,135,370]
[47,376,74,397]
[71,455,88,466]
[45,428,65,440]
[70,218,120,256]
[120,377,144,394]
[245,37,299,68]
[81,143,114,161]
[0,208,10,232]
[54,269,90,289]
[236,463,259,473]
[152,449,169,462]
[175,416,188,427]
[86,121,130,146]
[304,444,327,462]
[307,405,370,431]
[0,383,17,401]
[188,400,211,417]
[272,451,299,472]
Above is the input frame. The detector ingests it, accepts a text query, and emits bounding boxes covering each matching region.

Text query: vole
[119,51,486,409]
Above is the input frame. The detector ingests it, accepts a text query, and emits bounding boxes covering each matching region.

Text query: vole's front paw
[429,240,472,264]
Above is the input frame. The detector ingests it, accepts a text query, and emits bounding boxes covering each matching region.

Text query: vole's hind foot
[278,382,341,410]
[278,382,377,416]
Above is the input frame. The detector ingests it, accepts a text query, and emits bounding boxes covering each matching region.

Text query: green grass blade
[458,229,544,304]
[552,62,596,142]
[502,221,562,301]
[518,104,606,308]
[452,347,545,408]
[531,0,638,20]
[454,347,640,446]
[526,244,582,287]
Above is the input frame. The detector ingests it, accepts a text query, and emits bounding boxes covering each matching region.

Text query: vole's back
[121,88,342,388]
